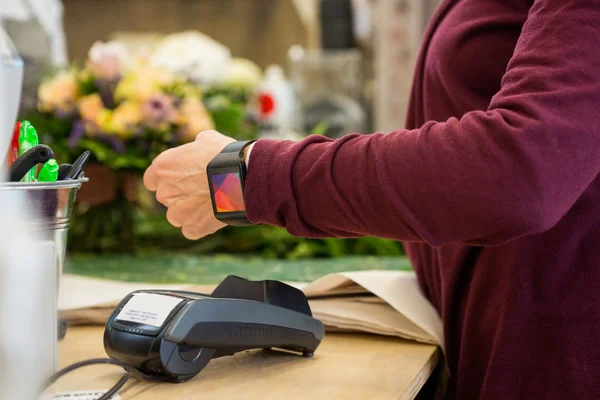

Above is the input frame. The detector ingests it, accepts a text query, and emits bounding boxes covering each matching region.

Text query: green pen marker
[37,159,59,182]
[18,120,39,182]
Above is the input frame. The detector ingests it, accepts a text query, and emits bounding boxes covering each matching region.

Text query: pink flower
[142,94,178,130]
[86,41,130,81]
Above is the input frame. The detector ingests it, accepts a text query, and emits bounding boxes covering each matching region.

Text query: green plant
[121,208,405,259]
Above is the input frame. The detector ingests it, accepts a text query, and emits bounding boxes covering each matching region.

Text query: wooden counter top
[53,326,440,399]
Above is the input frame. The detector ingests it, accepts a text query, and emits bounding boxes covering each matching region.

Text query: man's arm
[244,0,600,247]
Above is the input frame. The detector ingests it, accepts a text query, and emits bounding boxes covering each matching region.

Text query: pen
[6,121,20,167]
[37,159,59,182]
[65,150,91,180]
[8,144,54,182]
[18,121,39,182]
[57,163,72,181]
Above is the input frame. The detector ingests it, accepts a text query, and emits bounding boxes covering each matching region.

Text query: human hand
[143,130,236,240]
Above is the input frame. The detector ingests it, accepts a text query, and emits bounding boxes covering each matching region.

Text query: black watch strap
[221,140,256,158]
[207,140,256,169]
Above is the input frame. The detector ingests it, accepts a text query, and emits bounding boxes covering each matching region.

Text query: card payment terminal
[103,275,325,382]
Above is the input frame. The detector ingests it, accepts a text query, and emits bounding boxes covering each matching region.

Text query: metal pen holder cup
[0,178,87,393]
[0,178,88,281]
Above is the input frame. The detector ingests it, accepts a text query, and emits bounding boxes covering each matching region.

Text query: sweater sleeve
[243,0,600,247]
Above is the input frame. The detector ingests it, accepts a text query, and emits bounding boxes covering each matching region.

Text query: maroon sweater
[244,0,600,398]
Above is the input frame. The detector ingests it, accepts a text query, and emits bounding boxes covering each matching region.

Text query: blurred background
[1,0,441,284]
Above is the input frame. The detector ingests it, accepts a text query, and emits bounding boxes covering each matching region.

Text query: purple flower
[68,120,86,149]
[69,119,125,154]
[95,79,116,109]
[142,94,177,128]
[97,133,125,153]
[56,107,77,120]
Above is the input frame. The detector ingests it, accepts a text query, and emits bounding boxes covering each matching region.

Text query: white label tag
[115,293,183,327]
[42,390,121,399]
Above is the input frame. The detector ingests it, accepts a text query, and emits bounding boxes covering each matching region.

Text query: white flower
[149,31,231,86]
[87,40,130,80]
[222,58,263,87]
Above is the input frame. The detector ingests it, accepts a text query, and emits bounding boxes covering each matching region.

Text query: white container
[0,179,87,400]
[253,64,299,139]
[0,232,56,400]
[0,26,23,154]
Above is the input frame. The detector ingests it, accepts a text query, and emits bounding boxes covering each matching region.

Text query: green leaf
[110,154,149,170]
[78,138,113,163]
[310,120,329,136]
[210,104,248,138]
[323,238,346,257]
[77,72,98,96]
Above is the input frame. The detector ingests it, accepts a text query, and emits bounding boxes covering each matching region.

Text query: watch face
[209,167,245,213]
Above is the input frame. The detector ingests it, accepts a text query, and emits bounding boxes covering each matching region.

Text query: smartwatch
[206,140,256,226]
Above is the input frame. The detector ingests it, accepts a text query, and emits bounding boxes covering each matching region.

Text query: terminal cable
[44,357,165,400]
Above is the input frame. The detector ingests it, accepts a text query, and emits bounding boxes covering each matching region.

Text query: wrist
[243,142,255,168]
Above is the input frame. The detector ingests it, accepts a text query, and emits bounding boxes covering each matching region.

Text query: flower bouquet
[23,31,262,173]
[20,31,263,252]
[18,30,405,258]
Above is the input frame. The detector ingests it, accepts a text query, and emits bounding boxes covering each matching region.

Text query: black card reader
[103,275,325,382]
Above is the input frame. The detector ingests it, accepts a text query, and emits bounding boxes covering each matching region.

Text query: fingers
[155,184,185,206]
[155,174,210,209]
[181,219,224,240]
[165,198,210,227]
[143,149,174,192]
[166,208,183,227]
[143,131,232,241]
[181,204,223,240]
[146,131,234,196]
[165,198,218,241]
[144,146,189,195]
[143,165,158,192]
[181,225,207,240]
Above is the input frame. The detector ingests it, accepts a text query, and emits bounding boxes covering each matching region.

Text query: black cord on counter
[44,357,164,400]
[97,373,131,400]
